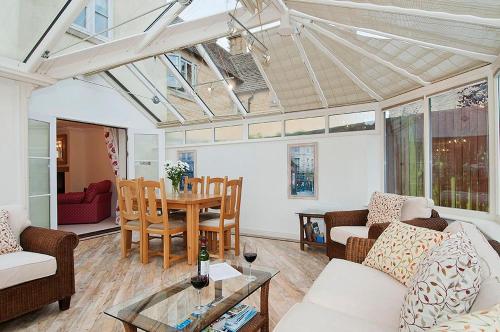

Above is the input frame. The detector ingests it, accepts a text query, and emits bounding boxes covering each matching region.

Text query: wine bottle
[198,236,210,277]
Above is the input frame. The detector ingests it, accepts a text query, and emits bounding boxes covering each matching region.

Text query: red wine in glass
[243,243,257,281]
[191,274,209,315]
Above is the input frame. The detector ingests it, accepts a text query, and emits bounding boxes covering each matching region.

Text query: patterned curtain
[104,128,120,224]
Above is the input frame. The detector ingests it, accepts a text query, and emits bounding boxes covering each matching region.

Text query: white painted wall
[0,77,30,206]
[29,75,156,130]
[167,133,383,240]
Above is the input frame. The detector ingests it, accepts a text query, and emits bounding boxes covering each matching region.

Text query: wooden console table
[296,209,327,251]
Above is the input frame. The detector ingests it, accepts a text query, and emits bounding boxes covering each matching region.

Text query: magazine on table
[202,304,257,332]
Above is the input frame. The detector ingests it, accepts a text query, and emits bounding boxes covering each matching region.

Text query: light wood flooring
[0,233,328,332]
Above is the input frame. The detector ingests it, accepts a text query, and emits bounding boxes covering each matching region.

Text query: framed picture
[56,134,68,165]
[177,150,196,191]
[288,143,318,199]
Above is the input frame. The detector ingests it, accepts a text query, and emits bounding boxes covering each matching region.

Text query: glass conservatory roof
[7,0,500,127]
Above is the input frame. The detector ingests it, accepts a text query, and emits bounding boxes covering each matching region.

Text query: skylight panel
[179,0,240,22]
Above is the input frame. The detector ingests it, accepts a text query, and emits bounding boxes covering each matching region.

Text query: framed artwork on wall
[288,143,318,199]
[177,150,196,191]
[56,134,68,165]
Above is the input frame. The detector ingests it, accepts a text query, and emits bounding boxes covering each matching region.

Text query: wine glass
[190,272,209,316]
[243,242,258,282]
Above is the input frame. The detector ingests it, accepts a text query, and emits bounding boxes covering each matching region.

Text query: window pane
[285,117,325,136]
[29,158,50,196]
[430,81,488,212]
[165,131,184,145]
[95,13,108,36]
[329,111,375,133]
[95,0,108,15]
[248,121,281,139]
[74,8,86,28]
[385,101,425,197]
[186,128,212,144]
[134,161,159,180]
[134,134,158,161]
[215,126,243,142]
[29,196,50,229]
[28,119,49,157]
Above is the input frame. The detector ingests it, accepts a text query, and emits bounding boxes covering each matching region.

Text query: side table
[296,209,327,251]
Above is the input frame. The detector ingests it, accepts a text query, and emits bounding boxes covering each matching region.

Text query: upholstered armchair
[325,197,448,260]
[58,180,112,225]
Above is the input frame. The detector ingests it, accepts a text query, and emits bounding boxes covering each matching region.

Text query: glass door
[134,133,160,180]
[28,119,51,228]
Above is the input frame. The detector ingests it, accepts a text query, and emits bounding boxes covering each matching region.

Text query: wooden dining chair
[183,176,205,194]
[203,177,224,251]
[138,178,187,268]
[199,177,243,259]
[116,177,143,260]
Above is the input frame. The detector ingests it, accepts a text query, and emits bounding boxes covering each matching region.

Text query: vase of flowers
[165,160,190,194]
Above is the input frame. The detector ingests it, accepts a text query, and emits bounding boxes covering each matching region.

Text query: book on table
[202,304,257,332]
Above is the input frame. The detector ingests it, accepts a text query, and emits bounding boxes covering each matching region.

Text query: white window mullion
[423,95,431,200]
[487,72,498,216]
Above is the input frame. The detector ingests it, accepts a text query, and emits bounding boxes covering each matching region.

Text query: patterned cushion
[400,232,482,332]
[83,180,112,203]
[427,304,500,332]
[366,192,407,227]
[363,222,448,286]
[0,209,23,255]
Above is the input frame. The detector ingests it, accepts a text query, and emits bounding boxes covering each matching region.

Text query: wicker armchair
[0,227,79,323]
[346,237,500,264]
[325,209,447,260]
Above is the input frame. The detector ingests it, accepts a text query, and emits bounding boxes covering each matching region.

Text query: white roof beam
[126,64,186,123]
[195,45,248,117]
[249,51,284,112]
[158,55,215,120]
[136,1,188,52]
[301,20,430,86]
[25,0,90,72]
[292,32,328,107]
[302,28,383,101]
[38,6,281,79]
[290,10,497,63]
[288,0,500,28]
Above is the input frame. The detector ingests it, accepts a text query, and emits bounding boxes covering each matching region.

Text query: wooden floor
[0,233,328,332]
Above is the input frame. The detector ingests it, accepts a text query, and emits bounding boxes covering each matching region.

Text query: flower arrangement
[165,160,190,193]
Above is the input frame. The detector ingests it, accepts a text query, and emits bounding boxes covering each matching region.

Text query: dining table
[164,192,223,265]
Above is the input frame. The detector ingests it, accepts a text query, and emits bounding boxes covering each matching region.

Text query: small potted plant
[164,160,190,194]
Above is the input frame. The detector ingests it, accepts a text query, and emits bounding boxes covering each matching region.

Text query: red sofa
[58,180,112,225]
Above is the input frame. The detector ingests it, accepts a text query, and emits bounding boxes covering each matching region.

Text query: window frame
[166,53,198,95]
[70,0,113,42]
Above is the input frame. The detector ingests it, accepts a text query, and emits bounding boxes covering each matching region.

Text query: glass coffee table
[105,265,279,332]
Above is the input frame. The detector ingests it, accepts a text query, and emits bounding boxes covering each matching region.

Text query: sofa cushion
[444,221,500,279]
[0,251,57,289]
[0,205,31,243]
[58,192,85,204]
[400,197,434,221]
[274,302,393,332]
[471,275,500,312]
[330,226,369,245]
[366,191,407,227]
[303,259,407,329]
[0,209,22,255]
[427,304,500,332]
[363,221,448,286]
[83,180,112,203]
[400,232,481,332]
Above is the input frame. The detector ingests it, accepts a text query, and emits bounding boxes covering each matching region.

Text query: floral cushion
[366,192,407,227]
[0,209,23,255]
[363,222,448,286]
[400,232,482,332]
[427,304,500,332]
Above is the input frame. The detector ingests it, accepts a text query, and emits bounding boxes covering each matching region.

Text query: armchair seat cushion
[0,251,57,290]
[303,259,407,329]
[330,226,369,245]
[274,302,391,332]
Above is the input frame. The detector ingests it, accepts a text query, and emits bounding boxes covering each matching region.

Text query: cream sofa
[274,222,500,332]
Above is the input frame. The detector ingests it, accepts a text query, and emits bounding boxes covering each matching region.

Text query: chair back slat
[206,177,224,195]
[220,177,243,222]
[183,176,205,194]
[116,177,141,222]
[138,179,169,226]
